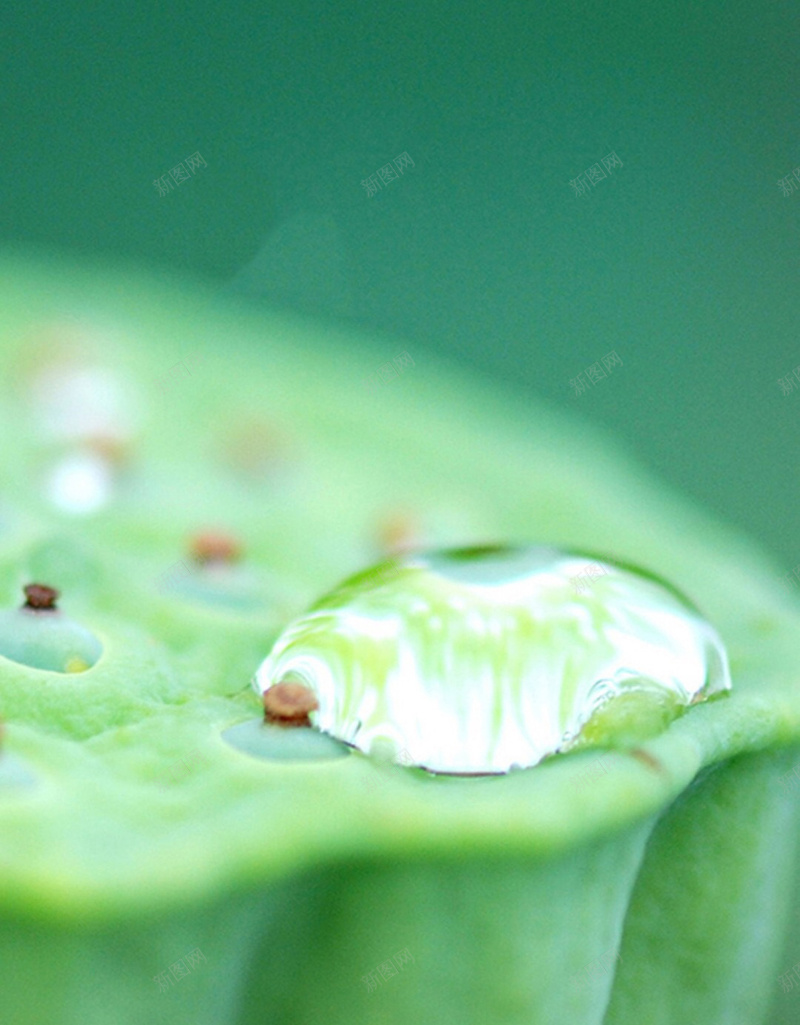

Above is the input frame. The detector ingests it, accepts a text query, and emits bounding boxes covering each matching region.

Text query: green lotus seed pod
[0,254,798,1025]
[254,545,731,773]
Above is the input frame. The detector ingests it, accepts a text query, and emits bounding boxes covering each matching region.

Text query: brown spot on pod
[263,680,319,728]
[22,583,60,612]
[189,530,243,566]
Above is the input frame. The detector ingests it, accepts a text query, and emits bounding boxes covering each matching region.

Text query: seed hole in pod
[221,719,351,763]
[0,583,103,673]
[158,529,295,615]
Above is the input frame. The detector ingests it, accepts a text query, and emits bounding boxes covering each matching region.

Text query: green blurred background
[2,0,798,569]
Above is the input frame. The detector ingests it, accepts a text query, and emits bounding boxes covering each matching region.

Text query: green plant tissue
[0,252,799,1025]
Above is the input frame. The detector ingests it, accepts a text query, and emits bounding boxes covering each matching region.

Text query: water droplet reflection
[254,545,732,774]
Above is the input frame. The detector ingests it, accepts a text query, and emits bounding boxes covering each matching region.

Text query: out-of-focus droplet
[253,545,732,774]
[46,449,113,515]
[0,584,102,673]
[18,323,137,516]
[33,364,131,443]
[21,323,136,445]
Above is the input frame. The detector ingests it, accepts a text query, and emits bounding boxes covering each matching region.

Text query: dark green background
[2,1,798,570]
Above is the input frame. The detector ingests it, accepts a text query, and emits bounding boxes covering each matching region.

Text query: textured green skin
[0,251,799,1024]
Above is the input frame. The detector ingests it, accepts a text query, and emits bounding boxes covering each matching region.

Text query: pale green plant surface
[0,253,798,1024]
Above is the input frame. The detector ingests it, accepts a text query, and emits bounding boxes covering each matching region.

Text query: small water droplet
[253,545,732,774]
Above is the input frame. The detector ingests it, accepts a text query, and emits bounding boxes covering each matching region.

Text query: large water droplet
[253,545,731,774]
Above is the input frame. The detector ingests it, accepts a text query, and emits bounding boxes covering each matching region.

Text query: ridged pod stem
[1,746,796,1025]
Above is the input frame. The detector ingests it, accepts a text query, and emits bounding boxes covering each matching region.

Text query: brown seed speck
[22,584,60,611]
[189,530,242,565]
[263,681,319,728]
